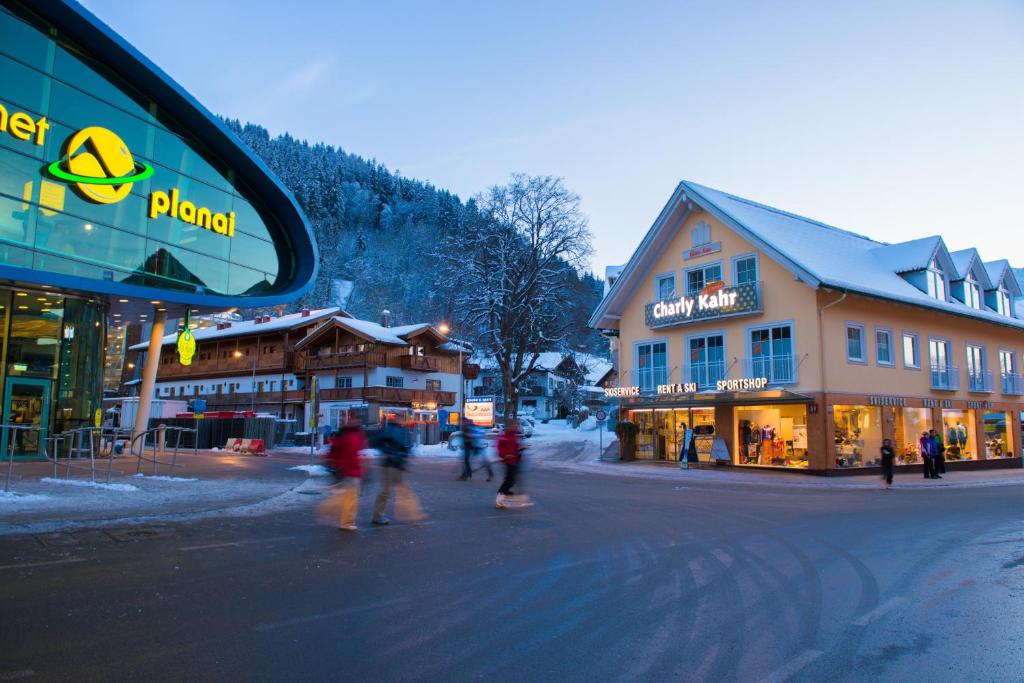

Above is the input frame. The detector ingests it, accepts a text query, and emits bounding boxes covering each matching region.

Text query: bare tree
[441,174,592,419]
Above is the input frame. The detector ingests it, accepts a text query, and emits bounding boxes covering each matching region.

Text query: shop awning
[619,389,814,410]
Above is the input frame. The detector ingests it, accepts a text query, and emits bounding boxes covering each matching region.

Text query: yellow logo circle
[62,127,138,204]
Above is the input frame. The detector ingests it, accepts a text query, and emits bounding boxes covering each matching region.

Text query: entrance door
[1,377,51,460]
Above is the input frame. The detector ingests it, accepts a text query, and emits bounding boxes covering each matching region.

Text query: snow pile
[288,464,331,476]
[0,491,51,503]
[132,473,199,482]
[413,442,456,458]
[577,416,598,431]
[41,477,138,492]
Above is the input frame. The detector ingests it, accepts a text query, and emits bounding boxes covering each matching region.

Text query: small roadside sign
[596,409,607,422]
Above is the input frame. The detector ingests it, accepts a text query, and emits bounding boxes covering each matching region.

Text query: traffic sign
[596,409,607,422]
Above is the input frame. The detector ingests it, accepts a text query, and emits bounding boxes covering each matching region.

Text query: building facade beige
[591,181,1024,473]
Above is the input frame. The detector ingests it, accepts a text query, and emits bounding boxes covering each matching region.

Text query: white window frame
[684,261,724,295]
[653,272,676,302]
[691,221,711,247]
[684,331,726,388]
[386,376,404,388]
[926,260,947,302]
[928,336,952,371]
[963,276,982,309]
[901,331,920,370]
[633,338,669,392]
[995,287,1012,317]
[874,327,894,367]
[845,322,867,364]
[731,252,759,286]
[337,376,353,389]
[746,320,797,384]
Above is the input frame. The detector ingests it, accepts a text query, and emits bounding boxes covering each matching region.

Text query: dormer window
[964,276,982,310]
[995,287,1012,317]
[691,221,711,248]
[926,260,946,301]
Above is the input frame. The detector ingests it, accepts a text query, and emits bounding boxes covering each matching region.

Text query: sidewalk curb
[0,476,321,537]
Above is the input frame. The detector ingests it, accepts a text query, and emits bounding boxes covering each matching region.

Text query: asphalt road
[2,459,1024,682]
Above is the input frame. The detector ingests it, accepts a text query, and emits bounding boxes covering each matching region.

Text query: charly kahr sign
[645,281,761,329]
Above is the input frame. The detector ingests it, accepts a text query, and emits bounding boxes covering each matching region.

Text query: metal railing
[689,360,726,389]
[930,364,960,390]
[131,425,198,476]
[966,369,994,393]
[744,355,795,384]
[1001,372,1024,395]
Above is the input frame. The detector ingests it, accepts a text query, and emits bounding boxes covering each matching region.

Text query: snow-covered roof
[590,180,1024,331]
[984,260,1021,296]
[574,353,614,386]
[293,316,453,350]
[949,249,992,288]
[131,308,341,351]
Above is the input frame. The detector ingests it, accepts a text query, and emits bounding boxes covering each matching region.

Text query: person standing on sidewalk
[371,420,425,526]
[919,431,937,479]
[323,419,367,531]
[931,428,947,476]
[496,419,530,508]
[880,438,895,489]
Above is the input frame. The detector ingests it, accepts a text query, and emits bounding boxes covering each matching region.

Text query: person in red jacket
[496,419,531,508]
[324,418,368,530]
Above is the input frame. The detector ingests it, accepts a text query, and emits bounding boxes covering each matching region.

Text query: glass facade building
[0,1,317,457]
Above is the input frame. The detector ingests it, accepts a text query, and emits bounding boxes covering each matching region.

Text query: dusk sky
[81,0,1023,275]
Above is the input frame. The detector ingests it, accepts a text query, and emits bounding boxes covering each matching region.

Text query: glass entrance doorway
[1,377,51,459]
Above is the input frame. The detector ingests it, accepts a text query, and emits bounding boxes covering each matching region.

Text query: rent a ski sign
[645,280,762,329]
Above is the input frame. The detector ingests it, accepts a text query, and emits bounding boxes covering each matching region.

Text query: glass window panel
[153,126,233,192]
[34,211,146,270]
[231,197,274,242]
[32,250,132,283]
[737,404,808,468]
[0,241,32,268]
[0,146,48,199]
[833,405,882,468]
[52,45,154,125]
[229,235,279,277]
[229,262,272,296]
[145,212,231,261]
[736,256,757,284]
[903,334,919,367]
[0,54,49,135]
[0,192,35,247]
[48,82,152,157]
[0,8,51,66]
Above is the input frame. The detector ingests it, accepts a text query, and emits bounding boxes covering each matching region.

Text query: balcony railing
[295,350,388,371]
[1001,372,1024,395]
[635,368,669,393]
[319,386,456,406]
[966,369,994,393]
[689,360,726,389]
[930,364,960,391]
[743,355,795,384]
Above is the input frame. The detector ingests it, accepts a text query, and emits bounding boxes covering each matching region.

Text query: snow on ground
[132,473,199,482]
[41,477,138,492]
[0,491,52,504]
[288,464,331,476]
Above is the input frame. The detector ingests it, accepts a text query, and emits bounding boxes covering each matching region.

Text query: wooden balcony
[400,355,440,372]
[295,350,387,371]
[156,353,292,380]
[181,390,308,408]
[319,386,456,406]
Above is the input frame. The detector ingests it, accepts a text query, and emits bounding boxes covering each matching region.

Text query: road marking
[0,670,35,681]
[756,649,823,683]
[252,597,409,632]
[689,558,712,587]
[0,558,86,571]
[179,535,296,552]
[852,597,906,626]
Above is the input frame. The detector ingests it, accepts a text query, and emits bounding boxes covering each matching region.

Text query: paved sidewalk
[0,449,326,535]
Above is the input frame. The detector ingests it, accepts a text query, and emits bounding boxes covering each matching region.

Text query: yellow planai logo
[47,126,153,204]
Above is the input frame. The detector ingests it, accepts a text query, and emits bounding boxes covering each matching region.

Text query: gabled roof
[131,307,340,350]
[589,181,1024,331]
[984,260,1023,297]
[871,236,945,274]
[949,249,992,287]
[293,316,452,350]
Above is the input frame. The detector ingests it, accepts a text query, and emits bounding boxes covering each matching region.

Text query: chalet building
[470,352,613,420]
[590,181,1024,474]
[132,309,466,428]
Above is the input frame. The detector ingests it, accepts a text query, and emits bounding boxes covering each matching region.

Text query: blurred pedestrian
[322,418,367,531]
[458,418,493,482]
[371,420,426,525]
[496,419,531,508]
[930,428,947,476]
[880,438,895,489]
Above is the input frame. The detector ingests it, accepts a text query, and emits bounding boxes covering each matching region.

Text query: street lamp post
[438,323,465,422]
[234,348,258,412]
